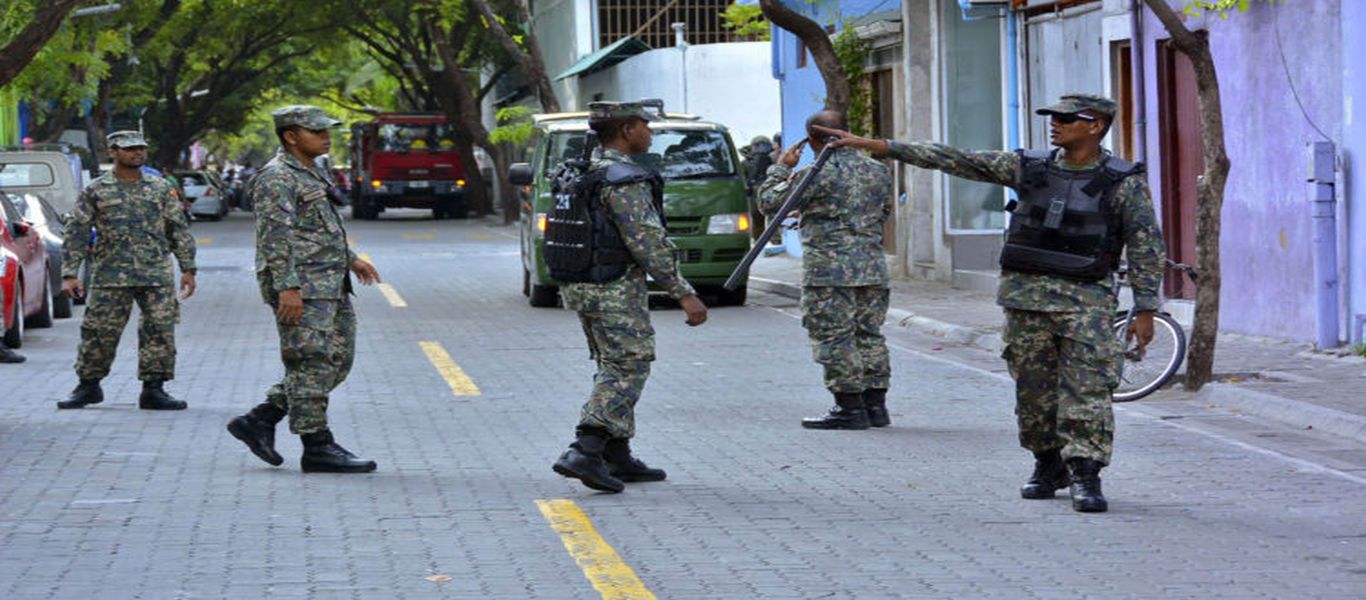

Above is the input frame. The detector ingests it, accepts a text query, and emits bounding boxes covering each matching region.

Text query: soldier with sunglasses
[813,93,1166,513]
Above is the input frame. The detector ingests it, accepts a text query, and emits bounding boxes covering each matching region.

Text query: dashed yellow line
[195,237,213,245]
[377,283,407,307]
[402,233,436,240]
[419,341,480,396]
[536,499,657,600]
[358,253,372,263]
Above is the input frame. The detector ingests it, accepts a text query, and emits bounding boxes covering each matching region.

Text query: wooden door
[1157,41,1201,299]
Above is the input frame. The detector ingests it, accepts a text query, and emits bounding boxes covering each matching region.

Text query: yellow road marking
[535,499,657,600]
[419,341,480,396]
[377,283,407,307]
[195,237,213,245]
[358,253,372,263]
[402,233,436,240]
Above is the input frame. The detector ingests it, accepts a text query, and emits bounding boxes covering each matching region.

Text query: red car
[0,191,53,348]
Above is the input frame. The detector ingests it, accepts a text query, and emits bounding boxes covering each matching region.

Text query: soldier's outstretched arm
[604,182,695,301]
[812,125,1018,187]
[251,175,302,293]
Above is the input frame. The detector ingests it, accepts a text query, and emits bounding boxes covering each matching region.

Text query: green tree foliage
[832,23,870,137]
[1181,0,1282,19]
[721,3,771,40]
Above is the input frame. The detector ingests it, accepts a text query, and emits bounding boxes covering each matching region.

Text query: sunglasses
[1049,113,1098,124]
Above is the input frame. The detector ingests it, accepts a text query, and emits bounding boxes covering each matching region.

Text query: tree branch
[759,0,849,112]
[0,0,85,87]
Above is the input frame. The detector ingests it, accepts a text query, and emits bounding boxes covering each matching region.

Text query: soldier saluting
[815,93,1166,513]
[550,101,708,493]
[58,130,197,411]
[227,105,381,474]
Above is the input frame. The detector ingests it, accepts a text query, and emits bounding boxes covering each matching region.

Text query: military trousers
[575,301,655,440]
[800,285,891,393]
[75,285,179,381]
[266,298,356,434]
[1001,306,1119,465]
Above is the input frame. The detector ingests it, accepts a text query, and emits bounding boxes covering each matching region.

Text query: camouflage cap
[1035,93,1118,118]
[271,105,343,130]
[107,130,148,148]
[588,101,661,122]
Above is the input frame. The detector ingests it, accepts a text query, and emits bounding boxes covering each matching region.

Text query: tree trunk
[1143,0,1231,391]
[467,0,561,112]
[758,0,849,112]
[0,0,84,88]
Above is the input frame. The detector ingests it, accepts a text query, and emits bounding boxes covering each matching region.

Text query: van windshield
[376,123,459,153]
[0,163,56,187]
[545,129,735,179]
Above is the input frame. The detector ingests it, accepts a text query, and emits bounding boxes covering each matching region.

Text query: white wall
[576,42,781,147]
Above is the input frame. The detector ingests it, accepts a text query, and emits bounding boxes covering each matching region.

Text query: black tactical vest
[999,149,1144,282]
[544,161,665,284]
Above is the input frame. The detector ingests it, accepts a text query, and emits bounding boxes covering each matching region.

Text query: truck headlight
[535,212,547,237]
[706,213,750,234]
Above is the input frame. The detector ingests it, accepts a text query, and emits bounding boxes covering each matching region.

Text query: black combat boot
[1068,458,1108,513]
[603,438,666,483]
[801,392,870,430]
[300,429,377,473]
[57,379,104,409]
[227,403,288,466]
[863,388,890,428]
[0,347,25,363]
[552,429,625,493]
[138,379,187,410]
[1020,449,1069,499]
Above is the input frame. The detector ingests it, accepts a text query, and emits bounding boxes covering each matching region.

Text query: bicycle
[1111,260,1197,402]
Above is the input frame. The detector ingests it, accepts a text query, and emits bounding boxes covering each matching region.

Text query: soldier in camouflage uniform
[815,93,1166,513]
[551,101,709,494]
[58,130,197,411]
[226,105,382,474]
[759,110,894,430]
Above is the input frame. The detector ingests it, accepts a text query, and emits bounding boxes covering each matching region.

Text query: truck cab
[349,113,470,220]
[510,109,752,307]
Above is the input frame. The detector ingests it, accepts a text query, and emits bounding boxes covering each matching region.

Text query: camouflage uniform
[62,130,196,382]
[879,95,1166,465]
[251,106,357,435]
[560,124,695,441]
[757,148,893,393]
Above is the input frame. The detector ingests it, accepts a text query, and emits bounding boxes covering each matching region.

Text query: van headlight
[535,212,547,237]
[706,213,750,234]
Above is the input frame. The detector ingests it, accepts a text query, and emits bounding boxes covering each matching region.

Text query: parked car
[0,148,85,215]
[174,170,229,220]
[7,191,72,319]
[0,191,54,348]
[510,104,753,307]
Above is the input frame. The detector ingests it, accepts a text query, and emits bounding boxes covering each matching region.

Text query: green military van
[509,108,753,307]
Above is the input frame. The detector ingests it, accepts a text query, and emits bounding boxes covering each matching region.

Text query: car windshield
[376,123,459,152]
[8,193,56,228]
[545,129,735,179]
[179,173,208,186]
[0,162,56,187]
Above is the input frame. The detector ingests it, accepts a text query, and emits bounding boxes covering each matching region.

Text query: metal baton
[723,144,836,291]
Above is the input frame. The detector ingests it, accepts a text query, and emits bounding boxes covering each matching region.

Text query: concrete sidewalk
[748,251,1366,443]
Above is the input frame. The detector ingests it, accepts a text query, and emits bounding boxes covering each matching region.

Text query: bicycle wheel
[1111,312,1186,402]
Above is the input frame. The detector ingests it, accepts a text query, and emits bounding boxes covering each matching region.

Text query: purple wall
[1142,0,1342,341]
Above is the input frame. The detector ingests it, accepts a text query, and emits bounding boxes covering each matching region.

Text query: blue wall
[769,0,897,167]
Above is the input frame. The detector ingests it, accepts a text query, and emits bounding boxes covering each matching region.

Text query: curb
[1194,384,1366,444]
[750,276,1004,353]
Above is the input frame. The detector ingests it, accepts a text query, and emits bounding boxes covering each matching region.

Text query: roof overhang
[553,37,651,81]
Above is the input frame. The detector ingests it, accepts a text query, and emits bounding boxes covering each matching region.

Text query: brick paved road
[1,212,1362,599]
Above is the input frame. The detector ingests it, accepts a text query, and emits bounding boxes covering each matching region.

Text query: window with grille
[597,0,745,48]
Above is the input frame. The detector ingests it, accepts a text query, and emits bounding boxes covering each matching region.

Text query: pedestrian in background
[758,110,894,431]
[226,105,382,474]
[550,101,709,494]
[57,130,197,411]
[814,93,1166,513]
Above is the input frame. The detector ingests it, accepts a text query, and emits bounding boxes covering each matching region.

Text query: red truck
[348,113,470,219]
